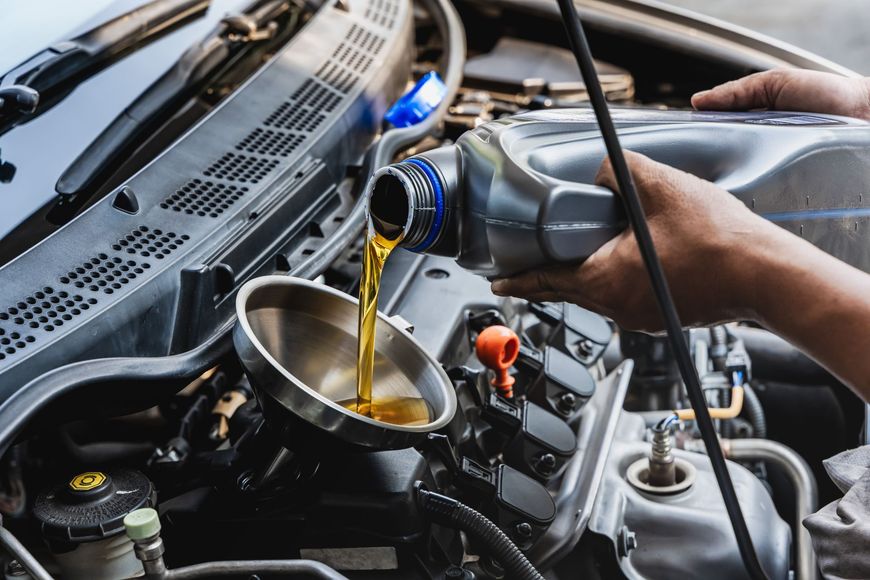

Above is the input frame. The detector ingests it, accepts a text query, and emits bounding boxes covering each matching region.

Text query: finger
[491,266,576,298]
[691,70,786,111]
[594,150,650,193]
[504,291,565,304]
[595,151,670,213]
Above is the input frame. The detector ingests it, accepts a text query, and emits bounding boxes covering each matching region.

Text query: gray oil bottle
[365,108,870,277]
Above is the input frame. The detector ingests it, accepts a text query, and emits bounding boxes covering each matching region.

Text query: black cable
[553,1,768,579]
[416,485,544,580]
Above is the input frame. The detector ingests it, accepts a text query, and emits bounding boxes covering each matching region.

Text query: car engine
[0,1,864,579]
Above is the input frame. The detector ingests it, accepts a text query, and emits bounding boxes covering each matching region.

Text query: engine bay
[0,1,865,579]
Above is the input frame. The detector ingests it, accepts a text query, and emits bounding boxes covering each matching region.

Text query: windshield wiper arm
[54,0,296,203]
[0,0,210,134]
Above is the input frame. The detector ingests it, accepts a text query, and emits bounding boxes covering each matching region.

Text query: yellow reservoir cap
[69,471,107,492]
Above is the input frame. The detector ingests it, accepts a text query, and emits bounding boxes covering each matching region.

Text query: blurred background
[665,0,870,74]
[1,0,869,73]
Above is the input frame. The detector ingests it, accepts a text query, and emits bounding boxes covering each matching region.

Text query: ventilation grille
[291,79,343,112]
[364,0,399,29]
[314,25,386,93]
[264,101,327,132]
[161,22,385,221]
[161,180,249,217]
[203,153,279,184]
[315,62,360,94]
[236,128,306,157]
[0,224,193,366]
[0,287,92,352]
[345,24,386,56]
[110,226,189,262]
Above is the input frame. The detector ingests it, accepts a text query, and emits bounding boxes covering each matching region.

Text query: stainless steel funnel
[233,276,457,450]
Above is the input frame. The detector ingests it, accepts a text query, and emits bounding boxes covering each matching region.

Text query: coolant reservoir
[366,108,870,276]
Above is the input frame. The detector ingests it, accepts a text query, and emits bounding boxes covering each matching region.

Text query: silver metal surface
[726,438,819,580]
[234,276,456,450]
[528,360,634,566]
[589,412,791,579]
[164,560,347,579]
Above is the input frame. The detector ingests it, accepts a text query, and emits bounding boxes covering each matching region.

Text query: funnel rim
[235,275,457,435]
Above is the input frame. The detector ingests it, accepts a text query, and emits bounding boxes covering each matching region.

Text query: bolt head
[536,453,557,475]
[577,339,594,356]
[617,525,638,557]
[558,392,577,413]
[5,560,26,576]
[515,522,533,538]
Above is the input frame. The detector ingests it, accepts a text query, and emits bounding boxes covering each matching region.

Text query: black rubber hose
[0,0,466,461]
[416,486,545,580]
[553,2,768,579]
[741,383,767,439]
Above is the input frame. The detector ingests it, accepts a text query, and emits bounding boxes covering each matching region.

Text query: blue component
[384,71,447,128]
[404,158,444,253]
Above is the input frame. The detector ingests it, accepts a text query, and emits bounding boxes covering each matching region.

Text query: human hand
[692,69,870,120]
[490,152,775,332]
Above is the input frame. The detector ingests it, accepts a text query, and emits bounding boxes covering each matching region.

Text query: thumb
[691,70,785,111]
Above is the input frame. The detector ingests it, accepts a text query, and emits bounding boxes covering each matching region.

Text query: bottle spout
[368,170,411,242]
[366,146,460,253]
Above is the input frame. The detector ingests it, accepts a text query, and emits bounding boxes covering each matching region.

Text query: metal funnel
[233,276,457,451]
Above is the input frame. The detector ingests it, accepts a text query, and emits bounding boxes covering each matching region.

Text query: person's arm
[490,152,870,400]
[691,69,870,120]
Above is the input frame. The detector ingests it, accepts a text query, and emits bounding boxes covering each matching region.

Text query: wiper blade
[54,0,296,203]
[0,0,210,134]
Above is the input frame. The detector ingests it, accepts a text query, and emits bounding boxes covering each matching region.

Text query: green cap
[123,508,161,541]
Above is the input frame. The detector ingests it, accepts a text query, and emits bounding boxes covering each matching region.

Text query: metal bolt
[445,565,466,578]
[617,525,638,557]
[557,392,577,414]
[648,425,676,487]
[577,339,594,357]
[535,453,557,475]
[237,470,254,492]
[5,560,26,577]
[515,522,533,538]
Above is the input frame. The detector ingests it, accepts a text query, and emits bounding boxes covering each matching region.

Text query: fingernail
[491,279,507,295]
[692,89,711,99]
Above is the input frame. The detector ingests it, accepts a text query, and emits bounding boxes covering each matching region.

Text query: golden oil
[337,395,433,426]
[356,231,396,412]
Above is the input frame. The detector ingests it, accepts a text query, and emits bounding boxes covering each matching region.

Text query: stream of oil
[353,230,433,426]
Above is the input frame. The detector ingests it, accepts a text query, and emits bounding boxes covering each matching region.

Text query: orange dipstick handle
[475,325,520,398]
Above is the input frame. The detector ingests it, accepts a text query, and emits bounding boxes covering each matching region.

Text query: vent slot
[364,0,399,29]
[0,287,96,338]
[315,62,359,94]
[161,180,249,218]
[290,80,343,112]
[345,24,386,55]
[264,103,327,132]
[202,153,279,184]
[236,128,306,157]
[110,226,189,262]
